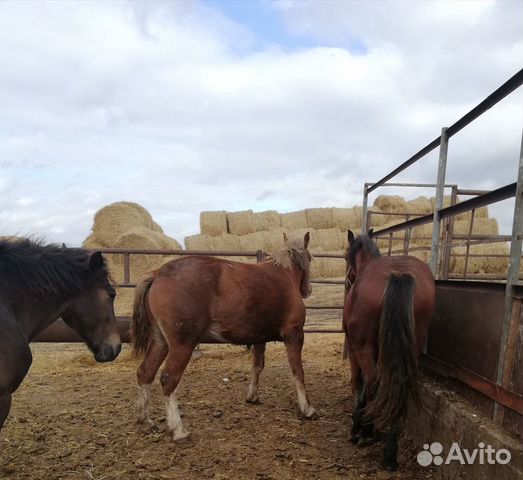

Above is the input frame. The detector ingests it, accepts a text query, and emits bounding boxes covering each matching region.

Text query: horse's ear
[89,251,104,270]
[368,228,374,238]
[304,231,310,249]
[347,230,355,245]
[283,232,289,243]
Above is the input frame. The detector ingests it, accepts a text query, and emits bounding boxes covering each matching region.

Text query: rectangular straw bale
[452,218,498,236]
[332,207,362,231]
[253,210,281,232]
[281,210,308,230]
[241,230,285,252]
[227,210,256,235]
[200,211,228,237]
[184,234,214,251]
[212,234,242,251]
[305,208,334,230]
[309,228,345,252]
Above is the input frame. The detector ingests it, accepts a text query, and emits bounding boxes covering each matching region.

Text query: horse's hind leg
[348,347,364,443]
[160,341,196,443]
[136,329,168,432]
[283,331,317,419]
[246,343,265,404]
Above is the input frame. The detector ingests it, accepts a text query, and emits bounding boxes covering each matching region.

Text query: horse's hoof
[173,432,193,445]
[350,434,360,444]
[303,407,318,420]
[246,395,261,404]
[357,437,374,448]
[381,459,399,471]
[137,419,158,434]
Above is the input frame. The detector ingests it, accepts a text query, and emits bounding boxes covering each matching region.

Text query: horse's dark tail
[365,274,420,429]
[131,275,155,357]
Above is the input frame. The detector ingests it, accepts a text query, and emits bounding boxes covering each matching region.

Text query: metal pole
[362,184,369,234]
[430,127,450,276]
[494,130,523,423]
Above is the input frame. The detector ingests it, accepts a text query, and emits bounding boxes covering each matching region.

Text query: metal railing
[359,68,523,426]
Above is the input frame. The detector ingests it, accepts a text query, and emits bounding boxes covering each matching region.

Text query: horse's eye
[108,290,116,300]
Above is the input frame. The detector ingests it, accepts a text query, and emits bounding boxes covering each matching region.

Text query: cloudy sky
[1,0,522,246]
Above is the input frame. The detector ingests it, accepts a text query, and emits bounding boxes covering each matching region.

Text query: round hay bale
[227,210,256,235]
[200,211,228,237]
[184,234,214,251]
[253,211,281,232]
[407,196,433,215]
[305,208,334,230]
[374,195,408,214]
[368,208,392,227]
[91,201,162,246]
[281,210,308,230]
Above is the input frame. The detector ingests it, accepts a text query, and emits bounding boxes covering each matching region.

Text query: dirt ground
[0,333,434,480]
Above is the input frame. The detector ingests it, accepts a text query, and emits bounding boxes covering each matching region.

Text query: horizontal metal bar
[304,329,343,334]
[438,182,517,219]
[305,305,343,310]
[367,69,523,193]
[369,210,426,217]
[456,189,490,196]
[311,279,345,285]
[95,248,259,257]
[422,353,523,415]
[366,182,457,189]
[447,273,514,281]
[446,69,523,138]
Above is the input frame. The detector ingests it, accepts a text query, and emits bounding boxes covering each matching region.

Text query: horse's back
[148,256,303,344]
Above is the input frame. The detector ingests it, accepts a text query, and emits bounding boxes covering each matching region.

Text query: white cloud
[0,0,521,246]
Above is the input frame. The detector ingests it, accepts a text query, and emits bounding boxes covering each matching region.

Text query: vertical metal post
[430,127,450,277]
[388,233,393,256]
[441,185,458,280]
[362,184,369,234]
[256,250,264,263]
[494,131,523,423]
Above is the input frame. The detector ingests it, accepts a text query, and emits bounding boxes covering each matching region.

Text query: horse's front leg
[246,343,266,404]
[160,341,196,444]
[283,331,317,419]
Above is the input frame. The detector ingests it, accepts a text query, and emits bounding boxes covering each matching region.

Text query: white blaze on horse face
[166,390,190,441]
[293,376,317,418]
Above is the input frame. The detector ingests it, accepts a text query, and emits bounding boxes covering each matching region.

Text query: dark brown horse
[131,232,316,443]
[0,238,121,431]
[343,230,434,471]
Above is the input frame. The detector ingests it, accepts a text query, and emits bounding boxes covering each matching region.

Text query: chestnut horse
[343,230,434,471]
[0,238,121,431]
[131,232,317,443]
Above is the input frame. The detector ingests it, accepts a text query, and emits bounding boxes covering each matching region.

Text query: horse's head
[345,229,380,280]
[61,252,121,362]
[282,231,312,298]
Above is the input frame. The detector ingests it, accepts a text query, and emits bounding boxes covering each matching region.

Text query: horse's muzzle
[94,342,122,362]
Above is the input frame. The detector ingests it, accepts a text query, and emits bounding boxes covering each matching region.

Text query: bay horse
[343,230,434,471]
[131,232,317,443]
[0,238,122,431]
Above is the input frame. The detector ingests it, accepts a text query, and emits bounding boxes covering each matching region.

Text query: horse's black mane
[348,235,381,268]
[0,237,108,300]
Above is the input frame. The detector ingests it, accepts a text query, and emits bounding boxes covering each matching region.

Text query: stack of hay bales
[186,196,507,279]
[83,202,181,316]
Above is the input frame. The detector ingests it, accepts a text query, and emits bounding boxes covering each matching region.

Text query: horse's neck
[355,250,377,273]
[10,294,71,341]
